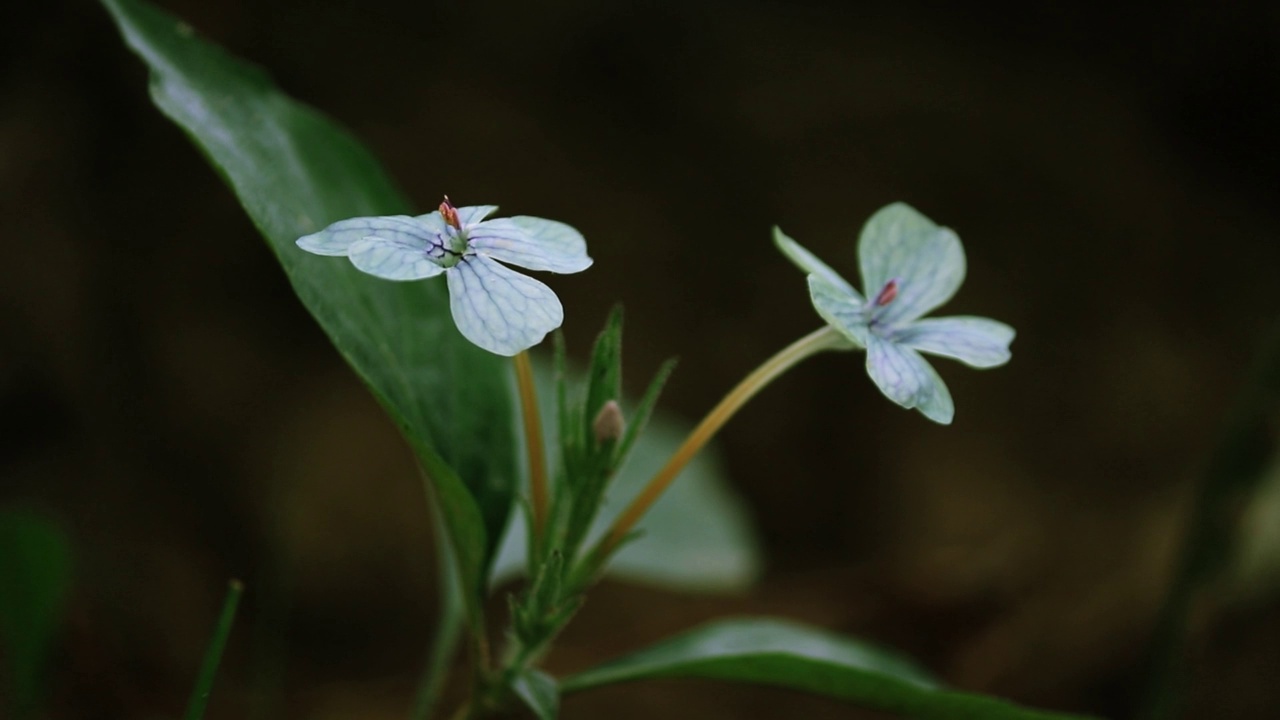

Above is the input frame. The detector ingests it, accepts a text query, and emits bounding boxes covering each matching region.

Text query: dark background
[4,0,1280,718]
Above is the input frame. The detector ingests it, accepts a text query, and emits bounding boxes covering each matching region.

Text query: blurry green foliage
[0,509,73,719]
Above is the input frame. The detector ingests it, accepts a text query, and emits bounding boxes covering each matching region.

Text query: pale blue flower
[297,198,592,356]
[774,202,1014,424]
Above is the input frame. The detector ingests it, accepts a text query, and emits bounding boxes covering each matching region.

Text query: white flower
[297,198,591,356]
[774,202,1014,424]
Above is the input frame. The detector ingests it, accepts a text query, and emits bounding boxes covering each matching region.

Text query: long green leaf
[561,618,1096,720]
[99,0,518,613]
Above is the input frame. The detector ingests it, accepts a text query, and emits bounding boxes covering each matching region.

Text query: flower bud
[592,400,625,445]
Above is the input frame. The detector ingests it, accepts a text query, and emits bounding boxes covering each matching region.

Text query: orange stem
[595,326,849,559]
[513,351,548,538]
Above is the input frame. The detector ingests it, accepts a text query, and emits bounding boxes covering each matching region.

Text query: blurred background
[4,0,1280,718]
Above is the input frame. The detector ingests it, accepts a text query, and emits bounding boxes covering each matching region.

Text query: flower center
[428,195,470,268]
[866,278,900,331]
[873,278,899,307]
[439,195,461,230]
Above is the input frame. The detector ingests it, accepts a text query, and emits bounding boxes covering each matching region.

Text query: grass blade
[185,579,244,720]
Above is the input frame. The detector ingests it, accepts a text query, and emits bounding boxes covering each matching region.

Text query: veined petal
[895,316,1015,369]
[468,217,593,274]
[447,254,563,356]
[858,203,965,324]
[773,226,860,299]
[458,205,499,226]
[297,215,434,256]
[348,235,447,281]
[808,275,870,348]
[865,335,955,424]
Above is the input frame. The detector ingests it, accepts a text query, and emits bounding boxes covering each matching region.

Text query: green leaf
[184,580,244,720]
[561,619,1096,720]
[492,363,761,593]
[0,509,73,720]
[512,668,559,720]
[99,0,518,614]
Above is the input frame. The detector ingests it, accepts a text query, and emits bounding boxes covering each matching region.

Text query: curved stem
[593,326,850,562]
[513,351,549,539]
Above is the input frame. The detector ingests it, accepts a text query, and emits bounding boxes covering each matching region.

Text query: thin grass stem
[184,579,244,720]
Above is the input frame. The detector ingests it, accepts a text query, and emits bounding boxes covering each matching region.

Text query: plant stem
[184,579,244,720]
[514,351,549,540]
[592,326,850,563]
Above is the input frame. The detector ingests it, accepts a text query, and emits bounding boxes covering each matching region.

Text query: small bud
[873,278,899,307]
[592,400,625,444]
[439,195,461,230]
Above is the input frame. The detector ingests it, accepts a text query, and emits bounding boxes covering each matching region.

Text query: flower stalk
[590,325,851,563]
[513,351,549,539]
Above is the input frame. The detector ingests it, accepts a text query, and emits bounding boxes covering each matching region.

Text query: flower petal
[808,275,869,348]
[447,254,563,356]
[865,335,955,424]
[858,203,965,324]
[894,316,1015,368]
[773,226,860,299]
[347,235,448,281]
[460,205,500,226]
[468,217,593,274]
[297,215,436,256]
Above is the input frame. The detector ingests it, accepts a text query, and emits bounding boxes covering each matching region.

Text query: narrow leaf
[184,580,244,720]
[562,619,1095,720]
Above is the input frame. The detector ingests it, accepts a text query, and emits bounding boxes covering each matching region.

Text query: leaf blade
[99,0,519,609]
[562,619,1096,720]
